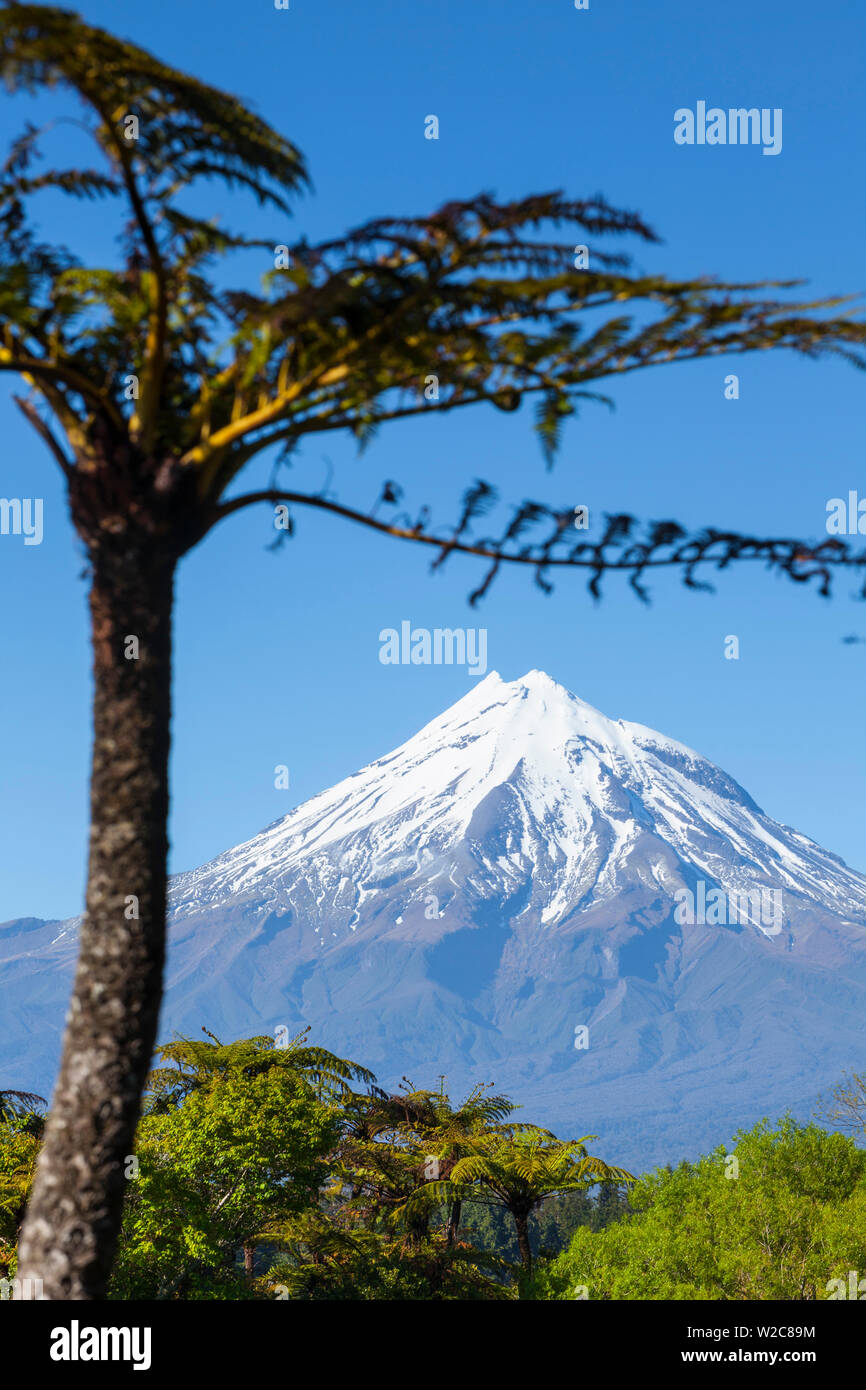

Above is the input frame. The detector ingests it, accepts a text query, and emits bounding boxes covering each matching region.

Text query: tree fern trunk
[514,1212,533,1277]
[447,1198,462,1246]
[18,546,176,1299]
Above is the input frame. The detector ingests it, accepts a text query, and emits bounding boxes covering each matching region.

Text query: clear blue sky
[1,0,864,922]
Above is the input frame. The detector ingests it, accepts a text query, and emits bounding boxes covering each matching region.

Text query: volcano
[3,670,865,1169]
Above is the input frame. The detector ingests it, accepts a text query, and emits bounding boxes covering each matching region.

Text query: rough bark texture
[18,544,176,1299]
[446,1198,462,1247]
[514,1213,532,1277]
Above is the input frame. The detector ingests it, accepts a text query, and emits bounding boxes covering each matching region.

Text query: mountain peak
[514,667,559,688]
[166,670,866,939]
[478,667,580,697]
[457,667,603,724]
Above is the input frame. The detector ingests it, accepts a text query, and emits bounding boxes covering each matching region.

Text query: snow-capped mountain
[169,669,866,936]
[3,671,866,1169]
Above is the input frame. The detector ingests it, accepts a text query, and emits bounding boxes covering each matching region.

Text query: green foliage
[110,1061,340,1299]
[462,1183,631,1267]
[1,2,865,593]
[0,3,307,210]
[110,1039,633,1297]
[0,1088,45,1277]
[144,1025,375,1112]
[530,1118,866,1301]
[265,1211,511,1302]
[0,1119,39,1276]
[4,1043,864,1301]
[433,1126,634,1276]
[0,1087,45,1127]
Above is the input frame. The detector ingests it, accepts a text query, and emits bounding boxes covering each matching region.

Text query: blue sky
[0,0,864,921]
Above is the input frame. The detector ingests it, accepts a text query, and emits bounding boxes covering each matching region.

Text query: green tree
[110,1062,339,1300]
[4,4,866,1297]
[385,1080,516,1246]
[144,1026,375,1113]
[437,1128,633,1277]
[531,1118,866,1301]
[461,1184,630,1268]
[121,1026,371,1292]
[0,1090,45,1283]
[0,1089,45,1129]
[291,1079,520,1296]
[0,1121,41,1280]
[330,1086,439,1248]
[816,1072,866,1139]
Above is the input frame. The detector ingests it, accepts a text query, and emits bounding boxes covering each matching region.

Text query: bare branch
[208,488,866,605]
[12,393,75,477]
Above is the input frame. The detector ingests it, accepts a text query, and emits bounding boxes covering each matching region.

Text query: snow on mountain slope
[168,669,866,935]
[4,670,866,1169]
